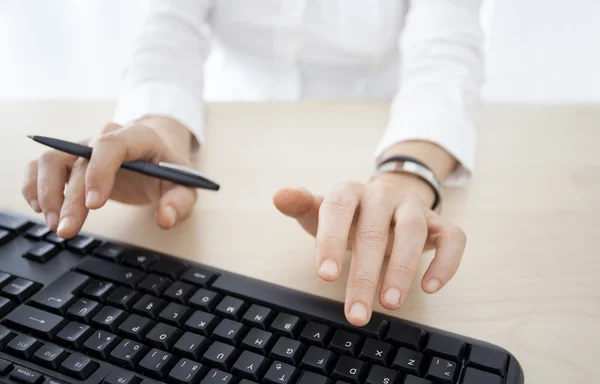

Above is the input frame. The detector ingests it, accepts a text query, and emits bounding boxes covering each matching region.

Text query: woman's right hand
[21,118,198,239]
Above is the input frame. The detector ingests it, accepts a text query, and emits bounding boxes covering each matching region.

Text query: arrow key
[425,357,458,384]
[3,304,66,340]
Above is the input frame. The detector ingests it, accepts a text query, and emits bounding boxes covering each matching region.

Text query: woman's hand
[21,117,198,239]
[273,165,466,327]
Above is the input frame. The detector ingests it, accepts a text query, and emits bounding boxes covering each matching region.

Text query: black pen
[27,135,220,191]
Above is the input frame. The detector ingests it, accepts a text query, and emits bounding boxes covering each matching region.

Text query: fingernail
[57,216,72,233]
[86,190,100,207]
[319,259,339,278]
[383,287,402,306]
[426,278,442,293]
[45,212,58,230]
[349,302,368,322]
[29,200,40,212]
[165,205,177,227]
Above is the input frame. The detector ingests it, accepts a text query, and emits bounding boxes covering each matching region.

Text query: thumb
[155,182,198,229]
[273,187,323,236]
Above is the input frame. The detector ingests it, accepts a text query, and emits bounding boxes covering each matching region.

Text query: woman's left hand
[273,171,466,327]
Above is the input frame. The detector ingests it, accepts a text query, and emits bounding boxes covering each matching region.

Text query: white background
[1,0,599,102]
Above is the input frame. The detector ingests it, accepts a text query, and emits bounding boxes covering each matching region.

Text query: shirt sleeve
[112,0,213,149]
[374,0,486,187]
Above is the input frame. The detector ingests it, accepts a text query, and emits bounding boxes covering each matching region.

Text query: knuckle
[446,224,467,242]
[356,224,387,248]
[321,194,355,216]
[389,262,417,279]
[351,271,378,290]
[100,122,121,134]
[39,150,61,165]
[365,184,392,203]
[395,209,427,234]
[37,185,53,204]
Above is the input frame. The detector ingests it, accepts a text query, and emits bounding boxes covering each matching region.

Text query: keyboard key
[56,321,92,349]
[66,298,100,323]
[391,347,423,375]
[106,287,140,310]
[82,330,120,359]
[172,332,209,360]
[0,229,11,246]
[0,213,30,232]
[241,328,274,354]
[263,361,298,384]
[118,314,155,341]
[133,295,167,319]
[32,344,68,370]
[359,338,392,366]
[145,322,181,350]
[138,348,175,379]
[0,272,12,288]
[242,304,273,330]
[3,305,66,339]
[0,358,13,375]
[2,278,40,302]
[299,321,331,347]
[76,256,145,288]
[269,337,306,365]
[365,365,398,384]
[232,350,269,381]
[138,274,172,296]
[425,357,457,384]
[213,319,247,346]
[59,353,98,380]
[461,367,504,384]
[270,313,302,338]
[0,325,15,347]
[6,334,41,359]
[121,251,159,271]
[297,371,330,384]
[46,232,67,245]
[149,258,187,280]
[24,242,59,262]
[167,358,207,384]
[332,355,367,384]
[0,296,16,317]
[180,267,216,288]
[184,310,219,336]
[9,366,43,384]
[300,346,335,375]
[385,323,426,350]
[91,306,126,332]
[189,288,221,312]
[404,375,431,384]
[66,235,98,253]
[329,330,361,357]
[25,224,50,240]
[215,296,247,320]
[103,370,138,384]
[93,242,125,261]
[465,345,508,376]
[163,281,196,304]
[29,271,89,314]
[203,369,235,383]
[83,280,114,302]
[202,341,237,371]
[109,339,148,370]
[158,302,191,327]
[424,334,465,362]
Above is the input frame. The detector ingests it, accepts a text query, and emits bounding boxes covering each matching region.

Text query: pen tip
[26,135,34,139]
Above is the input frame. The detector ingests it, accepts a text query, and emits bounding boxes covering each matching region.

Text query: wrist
[138,116,194,161]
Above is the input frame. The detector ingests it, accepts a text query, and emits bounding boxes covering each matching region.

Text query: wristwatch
[373,156,442,212]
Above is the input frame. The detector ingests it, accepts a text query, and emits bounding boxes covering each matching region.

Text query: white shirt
[113,0,485,186]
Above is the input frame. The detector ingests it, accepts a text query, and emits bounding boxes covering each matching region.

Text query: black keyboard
[0,211,524,384]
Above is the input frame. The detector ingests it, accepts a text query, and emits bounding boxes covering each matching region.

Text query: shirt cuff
[112,81,205,151]
[374,106,476,187]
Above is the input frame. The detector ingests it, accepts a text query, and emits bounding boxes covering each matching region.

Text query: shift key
[3,305,66,339]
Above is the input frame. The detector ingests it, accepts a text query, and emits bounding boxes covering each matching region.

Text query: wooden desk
[1,101,598,382]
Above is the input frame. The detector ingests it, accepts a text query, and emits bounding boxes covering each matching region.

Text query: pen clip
[157,162,218,185]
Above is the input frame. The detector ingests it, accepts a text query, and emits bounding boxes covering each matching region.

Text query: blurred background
[1,0,599,103]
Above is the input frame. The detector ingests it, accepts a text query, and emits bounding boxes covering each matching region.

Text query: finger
[22,160,41,212]
[273,187,322,236]
[155,183,198,229]
[37,150,78,230]
[421,214,467,293]
[379,196,428,310]
[85,123,167,209]
[315,182,362,281]
[57,158,89,238]
[345,188,394,326]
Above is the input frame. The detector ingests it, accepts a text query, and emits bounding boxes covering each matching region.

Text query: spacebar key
[3,305,66,339]
[212,274,388,338]
[76,256,145,287]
